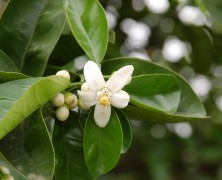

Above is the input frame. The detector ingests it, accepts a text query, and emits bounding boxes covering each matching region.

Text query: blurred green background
[98,0,222,179]
[1,0,222,179]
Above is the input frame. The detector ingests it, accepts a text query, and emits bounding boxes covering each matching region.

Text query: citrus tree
[0,0,209,179]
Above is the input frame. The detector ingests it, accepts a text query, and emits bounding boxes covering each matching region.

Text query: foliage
[0,0,217,179]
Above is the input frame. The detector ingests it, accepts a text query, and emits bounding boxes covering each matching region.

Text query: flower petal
[110,90,130,108]
[106,65,134,92]
[77,90,97,107]
[84,61,105,91]
[94,103,111,128]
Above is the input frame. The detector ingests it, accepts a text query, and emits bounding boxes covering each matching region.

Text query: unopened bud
[78,100,91,110]
[64,92,78,109]
[56,70,70,80]
[0,166,9,175]
[51,93,64,107]
[81,83,90,92]
[64,92,77,105]
[56,106,69,121]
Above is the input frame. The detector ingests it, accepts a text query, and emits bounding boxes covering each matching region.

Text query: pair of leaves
[45,106,131,180]
[102,58,208,122]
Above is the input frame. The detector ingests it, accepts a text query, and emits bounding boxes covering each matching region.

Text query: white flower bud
[68,101,78,109]
[51,93,64,107]
[56,106,69,121]
[65,93,78,109]
[0,166,10,174]
[81,83,90,92]
[55,70,70,80]
[78,100,91,110]
[64,92,77,105]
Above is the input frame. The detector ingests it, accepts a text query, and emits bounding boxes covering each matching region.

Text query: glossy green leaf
[0,0,66,76]
[51,111,91,180]
[0,50,19,72]
[0,75,70,139]
[0,153,27,180]
[64,0,108,64]
[124,74,181,114]
[123,105,209,123]
[115,109,132,154]
[102,58,207,117]
[0,109,54,180]
[78,108,90,132]
[0,72,29,84]
[84,109,123,178]
[21,0,66,76]
[0,0,47,69]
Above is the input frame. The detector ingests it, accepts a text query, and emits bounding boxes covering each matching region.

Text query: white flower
[56,70,70,80]
[78,61,134,128]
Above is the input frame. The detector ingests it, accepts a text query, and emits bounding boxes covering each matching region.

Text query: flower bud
[56,105,69,121]
[81,83,90,92]
[64,92,78,109]
[55,70,70,80]
[64,92,77,105]
[0,166,9,175]
[51,93,64,107]
[78,100,90,110]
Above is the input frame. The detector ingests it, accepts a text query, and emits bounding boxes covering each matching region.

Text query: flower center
[97,88,112,106]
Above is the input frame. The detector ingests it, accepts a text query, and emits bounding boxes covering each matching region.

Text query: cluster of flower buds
[0,166,14,180]
[51,92,78,121]
[52,70,78,121]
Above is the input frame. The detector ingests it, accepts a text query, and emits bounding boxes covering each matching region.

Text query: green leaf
[123,105,209,123]
[124,74,181,114]
[0,153,27,180]
[0,75,70,139]
[21,0,66,76]
[64,0,108,64]
[0,50,19,72]
[84,109,123,178]
[115,109,132,154]
[0,109,54,180]
[0,0,66,76]
[0,72,29,84]
[102,58,207,117]
[78,108,90,132]
[0,0,47,69]
[51,111,91,180]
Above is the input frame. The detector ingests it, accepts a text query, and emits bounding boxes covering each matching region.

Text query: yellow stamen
[99,96,110,106]
[97,88,112,107]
